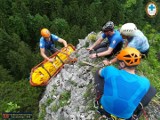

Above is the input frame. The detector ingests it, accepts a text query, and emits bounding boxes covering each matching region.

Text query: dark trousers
[94,42,109,53]
[94,70,104,99]
[93,41,123,58]
[45,47,58,56]
[94,71,123,119]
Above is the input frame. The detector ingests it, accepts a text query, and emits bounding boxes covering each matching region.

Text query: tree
[6,34,39,80]
[0,29,13,67]
[27,14,50,48]
[0,65,14,81]
[122,0,145,27]
[7,15,28,42]
[50,18,69,36]
[50,0,63,17]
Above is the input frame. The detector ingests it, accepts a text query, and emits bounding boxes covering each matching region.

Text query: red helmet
[41,28,51,38]
[116,47,141,66]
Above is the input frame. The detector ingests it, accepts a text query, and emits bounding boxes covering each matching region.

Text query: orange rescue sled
[30,44,76,86]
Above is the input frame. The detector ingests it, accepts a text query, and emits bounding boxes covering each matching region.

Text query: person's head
[102,21,114,36]
[41,28,51,40]
[120,23,137,39]
[116,47,141,69]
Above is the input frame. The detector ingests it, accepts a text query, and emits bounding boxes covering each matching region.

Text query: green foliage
[51,103,59,112]
[50,18,69,37]
[8,15,27,39]
[38,104,47,120]
[46,98,53,106]
[7,40,38,79]
[137,48,160,91]
[87,34,97,41]
[0,80,44,119]
[124,0,137,8]
[83,83,96,112]
[114,25,123,30]
[31,14,50,44]
[66,25,86,45]
[78,61,87,67]
[137,26,160,91]
[122,0,145,26]
[86,100,95,111]
[59,91,71,107]
[0,65,14,81]
[5,102,20,112]
[51,91,71,112]
[83,84,94,100]
[0,29,12,66]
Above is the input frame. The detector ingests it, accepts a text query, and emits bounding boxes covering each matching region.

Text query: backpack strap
[50,35,55,46]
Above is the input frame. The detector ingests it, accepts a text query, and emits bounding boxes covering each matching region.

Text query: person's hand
[64,46,69,51]
[103,60,111,66]
[86,47,93,51]
[89,54,97,58]
[48,58,53,62]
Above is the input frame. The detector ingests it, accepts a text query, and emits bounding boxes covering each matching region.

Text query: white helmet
[120,23,137,37]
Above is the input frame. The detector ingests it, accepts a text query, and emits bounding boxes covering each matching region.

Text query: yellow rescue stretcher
[30,44,76,86]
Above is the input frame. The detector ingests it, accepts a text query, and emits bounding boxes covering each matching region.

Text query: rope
[139,102,148,120]
[142,109,148,120]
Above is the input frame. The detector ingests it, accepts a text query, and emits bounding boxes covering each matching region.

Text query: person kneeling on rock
[87,21,123,59]
[94,47,156,120]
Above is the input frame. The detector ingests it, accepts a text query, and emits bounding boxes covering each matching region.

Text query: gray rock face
[39,32,160,120]
[39,32,97,120]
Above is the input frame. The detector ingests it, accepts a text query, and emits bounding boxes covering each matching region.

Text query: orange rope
[142,109,148,120]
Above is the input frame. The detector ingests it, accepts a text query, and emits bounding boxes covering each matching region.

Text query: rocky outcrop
[39,32,160,120]
[39,32,100,120]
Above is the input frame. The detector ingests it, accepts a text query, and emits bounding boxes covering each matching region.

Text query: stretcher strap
[56,54,65,64]
[41,65,52,78]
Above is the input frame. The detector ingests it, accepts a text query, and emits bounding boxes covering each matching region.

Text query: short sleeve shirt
[102,30,123,49]
[100,66,150,119]
[127,30,149,52]
[39,34,59,49]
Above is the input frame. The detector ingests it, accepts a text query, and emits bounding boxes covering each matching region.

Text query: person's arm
[103,57,117,66]
[40,48,53,62]
[58,38,68,47]
[89,47,113,58]
[98,69,102,76]
[124,40,128,48]
[87,37,103,51]
[98,67,106,78]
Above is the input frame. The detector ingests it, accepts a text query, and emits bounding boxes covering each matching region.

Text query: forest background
[0,0,160,119]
